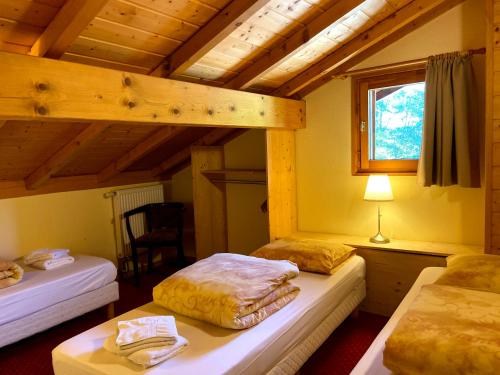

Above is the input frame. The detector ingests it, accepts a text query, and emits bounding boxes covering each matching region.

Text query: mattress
[350,266,445,375]
[0,255,117,326]
[0,281,118,348]
[52,255,366,375]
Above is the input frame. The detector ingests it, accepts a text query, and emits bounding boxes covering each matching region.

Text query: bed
[0,255,118,348]
[350,266,445,375]
[52,255,366,375]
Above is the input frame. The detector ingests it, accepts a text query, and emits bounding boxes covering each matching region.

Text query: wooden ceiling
[0,0,466,198]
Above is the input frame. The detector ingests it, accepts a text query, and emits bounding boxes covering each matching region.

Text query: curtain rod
[335,48,486,79]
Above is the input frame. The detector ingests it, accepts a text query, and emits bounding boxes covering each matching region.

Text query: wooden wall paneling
[151,128,235,177]
[81,18,181,56]
[0,51,305,129]
[151,0,272,77]
[61,53,151,74]
[266,129,297,240]
[67,36,165,70]
[273,0,462,97]
[24,122,109,189]
[97,0,198,41]
[487,0,499,254]
[98,127,186,182]
[0,0,60,28]
[223,0,365,90]
[191,146,228,259]
[30,0,109,58]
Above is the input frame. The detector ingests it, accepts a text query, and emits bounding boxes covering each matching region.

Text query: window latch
[360,121,366,132]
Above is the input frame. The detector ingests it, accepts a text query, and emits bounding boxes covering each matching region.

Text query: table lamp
[364,175,393,244]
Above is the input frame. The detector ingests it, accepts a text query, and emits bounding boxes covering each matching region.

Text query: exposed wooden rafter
[30,0,108,58]
[2,171,158,200]
[297,0,467,97]
[223,0,364,90]
[152,128,236,177]
[150,0,272,78]
[273,0,457,97]
[97,127,187,182]
[0,52,305,129]
[25,122,110,190]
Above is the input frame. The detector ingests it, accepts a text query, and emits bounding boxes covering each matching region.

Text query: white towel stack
[23,248,74,270]
[103,316,188,368]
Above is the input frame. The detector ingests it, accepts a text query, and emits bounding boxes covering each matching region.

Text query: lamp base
[369,232,390,244]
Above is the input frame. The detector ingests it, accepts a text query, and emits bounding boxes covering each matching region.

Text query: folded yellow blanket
[153,253,300,329]
[384,284,500,375]
[0,260,23,289]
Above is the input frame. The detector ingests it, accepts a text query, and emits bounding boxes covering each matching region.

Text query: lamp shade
[364,175,393,201]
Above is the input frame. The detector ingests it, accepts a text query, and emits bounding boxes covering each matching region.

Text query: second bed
[53,255,366,375]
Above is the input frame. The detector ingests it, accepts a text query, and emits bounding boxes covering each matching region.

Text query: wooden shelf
[202,169,267,185]
[292,231,484,257]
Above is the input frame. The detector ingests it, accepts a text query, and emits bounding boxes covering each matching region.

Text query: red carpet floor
[0,268,388,375]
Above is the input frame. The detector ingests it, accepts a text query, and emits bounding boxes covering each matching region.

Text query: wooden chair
[124,202,185,286]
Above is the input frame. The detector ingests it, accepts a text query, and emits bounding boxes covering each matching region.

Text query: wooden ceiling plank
[223,0,365,90]
[30,0,109,58]
[296,0,466,97]
[98,126,186,182]
[0,51,305,129]
[272,0,458,97]
[151,128,235,176]
[150,0,272,78]
[25,122,109,190]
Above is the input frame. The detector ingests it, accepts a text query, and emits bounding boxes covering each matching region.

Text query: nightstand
[292,232,483,316]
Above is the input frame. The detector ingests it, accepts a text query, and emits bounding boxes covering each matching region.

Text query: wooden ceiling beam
[272,0,458,97]
[2,171,159,200]
[30,0,108,58]
[98,127,187,182]
[223,0,364,90]
[151,128,236,177]
[0,51,305,129]
[296,0,466,97]
[25,122,109,190]
[150,0,272,78]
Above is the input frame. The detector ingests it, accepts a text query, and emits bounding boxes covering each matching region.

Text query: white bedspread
[52,255,366,375]
[350,267,445,375]
[0,255,117,326]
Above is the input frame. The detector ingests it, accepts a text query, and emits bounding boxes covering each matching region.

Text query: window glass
[369,82,425,161]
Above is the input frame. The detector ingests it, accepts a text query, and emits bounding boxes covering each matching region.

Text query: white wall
[296,0,486,245]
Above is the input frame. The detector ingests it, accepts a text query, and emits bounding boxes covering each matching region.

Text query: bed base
[267,280,366,375]
[0,282,118,348]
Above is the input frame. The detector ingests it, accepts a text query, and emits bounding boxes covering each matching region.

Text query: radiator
[110,184,164,259]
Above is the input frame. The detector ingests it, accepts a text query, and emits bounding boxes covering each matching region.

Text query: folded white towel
[128,336,188,368]
[104,335,176,356]
[116,316,178,347]
[30,256,74,270]
[24,249,70,265]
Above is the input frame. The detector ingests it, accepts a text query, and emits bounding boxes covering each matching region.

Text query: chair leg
[131,245,140,286]
[176,241,185,265]
[147,247,154,273]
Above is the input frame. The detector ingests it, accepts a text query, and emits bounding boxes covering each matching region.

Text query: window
[352,69,426,175]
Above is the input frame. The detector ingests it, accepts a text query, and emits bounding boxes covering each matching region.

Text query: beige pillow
[435,254,500,294]
[251,237,355,275]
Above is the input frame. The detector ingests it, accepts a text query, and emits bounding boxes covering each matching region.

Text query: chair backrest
[124,202,185,242]
[145,203,184,234]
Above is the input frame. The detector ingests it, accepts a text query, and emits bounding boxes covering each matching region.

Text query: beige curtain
[418,52,480,187]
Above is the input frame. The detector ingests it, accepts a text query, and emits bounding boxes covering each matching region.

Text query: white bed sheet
[350,267,445,375]
[0,255,117,325]
[52,255,366,375]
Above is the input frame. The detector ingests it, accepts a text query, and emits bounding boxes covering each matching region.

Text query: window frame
[351,69,426,176]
